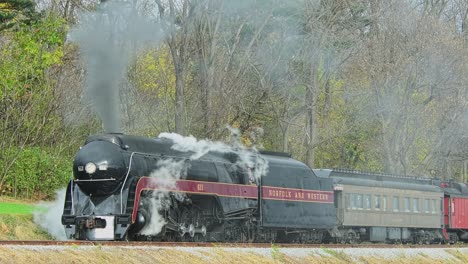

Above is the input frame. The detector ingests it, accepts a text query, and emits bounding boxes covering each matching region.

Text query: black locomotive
[61,133,336,242]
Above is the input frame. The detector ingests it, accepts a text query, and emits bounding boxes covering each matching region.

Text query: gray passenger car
[314,169,444,244]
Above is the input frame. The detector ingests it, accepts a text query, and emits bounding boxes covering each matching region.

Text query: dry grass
[0,247,466,264]
[446,249,468,263]
[0,248,290,264]
[358,255,448,264]
[0,214,51,240]
[0,196,36,203]
[0,247,311,264]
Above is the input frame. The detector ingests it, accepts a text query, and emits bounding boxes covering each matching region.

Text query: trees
[153,0,192,135]
[147,0,298,140]
[0,13,72,197]
[1,0,468,200]
[282,0,368,168]
[346,1,468,176]
[132,0,466,177]
[0,0,38,31]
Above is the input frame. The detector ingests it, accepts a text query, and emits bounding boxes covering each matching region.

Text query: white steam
[159,127,268,180]
[33,189,67,241]
[158,132,232,160]
[140,129,268,236]
[139,159,187,236]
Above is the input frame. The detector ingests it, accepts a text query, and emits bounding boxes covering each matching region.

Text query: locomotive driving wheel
[246,221,256,243]
[178,206,207,242]
[178,207,193,241]
[238,220,256,243]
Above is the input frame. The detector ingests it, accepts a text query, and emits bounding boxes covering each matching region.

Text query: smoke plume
[70,0,163,133]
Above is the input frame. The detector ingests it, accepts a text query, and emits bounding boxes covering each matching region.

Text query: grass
[320,247,353,263]
[447,250,468,263]
[0,195,35,203]
[0,202,37,215]
[0,214,51,240]
[0,195,46,215]
[0,247,466,264]
[0,197,50,240]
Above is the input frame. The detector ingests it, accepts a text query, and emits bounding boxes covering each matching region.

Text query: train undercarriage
[331,227,446,245]
[125,194,449,245]
[63,190,460,245]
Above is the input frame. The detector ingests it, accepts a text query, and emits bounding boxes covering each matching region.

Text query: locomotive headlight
[85,162,97,174]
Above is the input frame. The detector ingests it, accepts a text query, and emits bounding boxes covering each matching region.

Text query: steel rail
[0,240,465,248]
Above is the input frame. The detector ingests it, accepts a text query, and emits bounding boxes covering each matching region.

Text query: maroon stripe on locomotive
[131,177,334,223]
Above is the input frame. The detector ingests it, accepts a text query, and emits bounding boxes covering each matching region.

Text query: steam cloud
[33,189,67,241]
[140,128,268,236]
[70,0,163,133]
[160,127,268,180]
[140,159,188,236]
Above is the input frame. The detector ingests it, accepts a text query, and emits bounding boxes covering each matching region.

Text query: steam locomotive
[61,133,468,243]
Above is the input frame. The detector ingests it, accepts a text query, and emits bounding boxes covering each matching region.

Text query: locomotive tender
[62,133,468,243]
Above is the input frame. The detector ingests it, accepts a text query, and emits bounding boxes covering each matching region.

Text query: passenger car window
[424,199,430,213]
[393,196,399,212]
[413,198,419,212]
[374,195,381,210]
[365,194,371,210]
[404,197,410,212]
[382,196,387,211]
[357,194,363,209]
[350,194,356,209]
[432,199,437,214]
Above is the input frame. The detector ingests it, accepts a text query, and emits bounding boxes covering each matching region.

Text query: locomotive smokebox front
[73,139,127,196]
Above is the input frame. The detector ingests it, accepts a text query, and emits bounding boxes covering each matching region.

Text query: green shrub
[0,147,71,199]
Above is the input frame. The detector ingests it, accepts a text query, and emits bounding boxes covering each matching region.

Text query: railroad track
[0,240,465,248]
